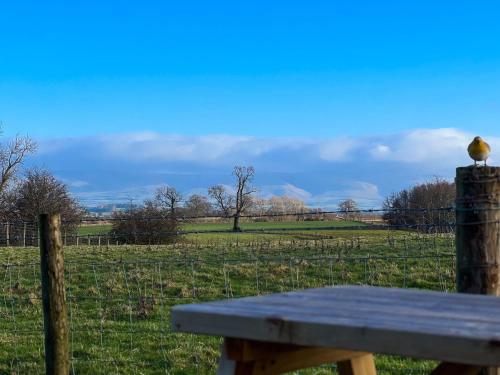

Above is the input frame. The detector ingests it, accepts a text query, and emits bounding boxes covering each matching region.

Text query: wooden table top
[172,286,500,366]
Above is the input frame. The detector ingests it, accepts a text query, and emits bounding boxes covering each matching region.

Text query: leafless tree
[207,185,233,217]
[0,133,37,194]
[184,194,213,218]
[208,166,256,232]
[383,178,455,232]
[11,169,85,236]
[338,199,358,220]
[154,186,183,217]
[267,196,308,221]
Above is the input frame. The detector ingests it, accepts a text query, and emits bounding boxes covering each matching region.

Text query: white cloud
[318,137,359,161]
[384,128,469,163]
[98,132,276,163]
[31,128,500,208]
[369,144,391,158]
[38,128,500,166]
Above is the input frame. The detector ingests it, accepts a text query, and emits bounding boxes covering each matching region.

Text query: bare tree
[207,185,233,217]
[154,186,183,217]
[338,199,358,220]
[0,133,37,194]
[12,169,85,236]
[383,178,455,232]
[268,196,307,221]
[208,166,256,232]
[184,194,213,218]
[232,166,256,231]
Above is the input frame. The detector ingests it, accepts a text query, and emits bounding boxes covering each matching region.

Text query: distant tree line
[383,178,455,232]
[0,124,458,245]
[110,165,314,242]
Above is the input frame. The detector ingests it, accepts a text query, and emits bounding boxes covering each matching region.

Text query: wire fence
[0,220,457,374]
[0,206,457,247]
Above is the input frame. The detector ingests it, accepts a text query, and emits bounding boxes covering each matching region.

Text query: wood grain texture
[223,338,368,375]
[456,166,500,295]
[39,214,69,375]
[456,166,500,375]
[337,355,377,375]
[225,338,368,362]
[172,286,500,366]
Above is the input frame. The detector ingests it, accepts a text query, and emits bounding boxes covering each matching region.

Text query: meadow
[0,221,455,374]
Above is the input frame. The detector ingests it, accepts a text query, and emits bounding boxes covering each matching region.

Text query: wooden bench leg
[217,338,377,375]
[337,354,377,375]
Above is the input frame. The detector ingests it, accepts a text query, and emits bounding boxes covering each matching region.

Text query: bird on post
[468,136,491,166]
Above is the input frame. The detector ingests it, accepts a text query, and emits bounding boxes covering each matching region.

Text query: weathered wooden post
[456,166,500,375]
[6,221,10,247]
[23,222,27,247]
[39,214,70,375]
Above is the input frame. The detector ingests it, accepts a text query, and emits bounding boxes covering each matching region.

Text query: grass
[78,223,113,236]
[77,219,369,236]
[0,228,455,374]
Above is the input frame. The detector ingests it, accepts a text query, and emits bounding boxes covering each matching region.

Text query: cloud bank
[32,128,499,208]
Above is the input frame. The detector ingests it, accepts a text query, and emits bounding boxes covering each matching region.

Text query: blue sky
[1,1,500,207]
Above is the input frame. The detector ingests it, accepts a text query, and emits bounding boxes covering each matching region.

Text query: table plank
[172,286,500,366]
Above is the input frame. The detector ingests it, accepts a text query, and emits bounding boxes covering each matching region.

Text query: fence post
[39,214,70,375]
[23,222,27,247]
[456,166,500,375]
[6,221,10,247]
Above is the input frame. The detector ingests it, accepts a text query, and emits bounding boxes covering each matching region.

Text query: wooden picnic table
[171,286,500,374]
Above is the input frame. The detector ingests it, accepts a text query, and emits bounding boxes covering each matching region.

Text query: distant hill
[86,203,130,216]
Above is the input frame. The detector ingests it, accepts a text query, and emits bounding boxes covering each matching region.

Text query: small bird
[468,136,491,166]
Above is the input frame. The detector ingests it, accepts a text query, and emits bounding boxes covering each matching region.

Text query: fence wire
[0,226,456,374]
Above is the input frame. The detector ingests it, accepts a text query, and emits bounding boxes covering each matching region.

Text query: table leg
[217,344,254,375]
[217,338,377,375]
[337,354,377,375]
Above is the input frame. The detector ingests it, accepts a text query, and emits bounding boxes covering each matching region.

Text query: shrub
[109,203,180,245]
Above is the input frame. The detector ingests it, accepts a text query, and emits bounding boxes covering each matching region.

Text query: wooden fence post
[23,222,27,247]
[6,221,10,247]
[39,214,70,375]
[456,166,500,375]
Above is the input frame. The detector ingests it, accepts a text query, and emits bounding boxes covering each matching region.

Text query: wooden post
[456,166,500,294]
[23,222,27,247]
[39,214,70,375]
[5,221,10,247]
[456,166,500,375]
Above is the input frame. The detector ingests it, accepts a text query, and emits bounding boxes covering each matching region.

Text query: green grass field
[77,219,369,236]
[0,226,455,374]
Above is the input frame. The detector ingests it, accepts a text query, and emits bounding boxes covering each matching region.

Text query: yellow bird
[467,136,491,166]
